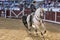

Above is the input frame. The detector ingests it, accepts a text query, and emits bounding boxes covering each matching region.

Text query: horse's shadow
[26,29,45,40]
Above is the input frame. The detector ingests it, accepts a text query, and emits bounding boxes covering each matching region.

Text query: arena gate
[4,8,24,18]
[4,8,31,18]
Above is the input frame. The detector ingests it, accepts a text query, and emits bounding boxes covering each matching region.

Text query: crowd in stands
[43,0,60,8]
[0,0,60,11]
[23,0,60,9]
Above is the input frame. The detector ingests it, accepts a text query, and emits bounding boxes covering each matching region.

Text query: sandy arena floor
[0,17,60,40]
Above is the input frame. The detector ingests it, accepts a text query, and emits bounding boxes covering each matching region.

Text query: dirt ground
[0,17,60,40]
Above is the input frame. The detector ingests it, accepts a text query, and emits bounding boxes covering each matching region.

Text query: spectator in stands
[50,1,54,7]
[48,0,51,5]
[58,0,60,2]
[54,0,58,7]
[43,1,48,8]
[23,0,28,9]
[20,2,23,11]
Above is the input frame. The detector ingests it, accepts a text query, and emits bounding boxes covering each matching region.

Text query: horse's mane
[35,8,40,15]
[35,8,45,15]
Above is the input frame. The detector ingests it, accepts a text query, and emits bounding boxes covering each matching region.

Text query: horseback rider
[29,1,37,26]
[30,1,36,15]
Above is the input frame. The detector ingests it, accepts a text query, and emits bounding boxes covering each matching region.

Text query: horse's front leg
[27,15,32,34]
[39,21,46,40]
[32,24,40,36]
[40,20,46,35]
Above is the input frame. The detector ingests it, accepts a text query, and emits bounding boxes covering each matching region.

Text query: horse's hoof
[41,32,43,35]
[41,30,46,35]
[44,30,46,34]
[36,33,38,35]
[29,33,31,35]
[28,32,31,35]
[34,34,38,37]
[28,31,31,34]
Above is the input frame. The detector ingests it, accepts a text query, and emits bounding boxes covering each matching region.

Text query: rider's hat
[32,1,36,3]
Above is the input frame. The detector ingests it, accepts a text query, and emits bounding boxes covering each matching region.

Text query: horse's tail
[22,15,28,29]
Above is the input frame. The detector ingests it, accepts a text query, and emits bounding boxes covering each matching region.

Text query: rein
[35,16,40,22]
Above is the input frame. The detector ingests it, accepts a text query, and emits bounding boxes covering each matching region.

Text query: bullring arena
[0,0,60,40]
[0,17,60,40]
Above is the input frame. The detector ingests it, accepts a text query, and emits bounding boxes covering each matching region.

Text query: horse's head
[40,8,45,19]
[35,8,45,19]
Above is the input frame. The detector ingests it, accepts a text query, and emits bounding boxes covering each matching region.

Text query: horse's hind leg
[27,22,31,34]
[27,15,32,34]
[35,28,38,36]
